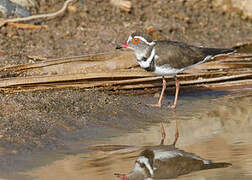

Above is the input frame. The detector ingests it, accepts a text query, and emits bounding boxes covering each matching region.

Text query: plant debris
[0,42,251,94]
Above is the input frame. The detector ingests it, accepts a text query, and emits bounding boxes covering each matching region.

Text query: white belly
[153,65,183,76]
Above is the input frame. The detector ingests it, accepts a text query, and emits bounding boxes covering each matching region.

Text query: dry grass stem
[0,0,74,27]
[0,45,251,93]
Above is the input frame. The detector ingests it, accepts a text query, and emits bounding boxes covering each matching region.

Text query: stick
[26,55,48,61]
[0,51,136,73]
[117,79,252,90]
[0,0,74,27]
[1,78,251,94]
[7,22,46,29]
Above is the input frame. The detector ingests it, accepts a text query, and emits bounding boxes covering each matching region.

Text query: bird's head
[114,152,154,180]
[114,171,146,180]
[116,32,155,59]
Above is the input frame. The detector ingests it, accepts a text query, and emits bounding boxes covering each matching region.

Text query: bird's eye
[132,38,140,45]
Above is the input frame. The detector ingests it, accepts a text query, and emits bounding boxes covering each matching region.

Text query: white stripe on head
[127,35,133,43]
[134,36,155,46]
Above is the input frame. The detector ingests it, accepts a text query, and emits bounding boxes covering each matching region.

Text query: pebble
[0,0,30,17]
[10,0,38,8]
[153,92,160,98]
[212,0,252,20]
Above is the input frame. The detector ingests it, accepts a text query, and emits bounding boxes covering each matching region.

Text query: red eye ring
[132,38,140,45]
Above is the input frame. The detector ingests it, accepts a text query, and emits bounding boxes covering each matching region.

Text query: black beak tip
[114,173,120,176]
[116,45,122,49]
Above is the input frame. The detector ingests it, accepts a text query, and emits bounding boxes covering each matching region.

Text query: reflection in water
[114,123,231,180]
[18,91,252,180]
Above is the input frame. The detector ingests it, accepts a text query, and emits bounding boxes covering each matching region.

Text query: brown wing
[197,46,234,56]
[153,154,231,179]
[154,40,234,69]
[154,156,205,179]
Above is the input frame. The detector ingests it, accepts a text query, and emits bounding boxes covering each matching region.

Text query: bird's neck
[134,45,154,62]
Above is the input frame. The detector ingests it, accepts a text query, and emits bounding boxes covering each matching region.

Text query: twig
[26,55,48,61]
[115,79,252,90]
[0,0,74,27]
[7,22,47,29]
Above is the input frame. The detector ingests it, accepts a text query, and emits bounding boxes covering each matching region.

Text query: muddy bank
[0,89,164,152]
[0,0,251,68]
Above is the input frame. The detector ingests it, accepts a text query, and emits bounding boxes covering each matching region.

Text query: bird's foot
[147,103,161,108]
[167,104,176,109]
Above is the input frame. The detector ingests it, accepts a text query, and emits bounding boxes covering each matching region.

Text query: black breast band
[143,57,155,72]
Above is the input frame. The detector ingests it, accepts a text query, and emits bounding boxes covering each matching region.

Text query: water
[1,89,252,180]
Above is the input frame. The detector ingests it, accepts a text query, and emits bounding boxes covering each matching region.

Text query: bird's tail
[232,42,252,53]
[201,47,235,57]
[201,162,232,170]
[204,41,252,55]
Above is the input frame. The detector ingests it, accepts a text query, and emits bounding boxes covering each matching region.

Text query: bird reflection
[114,120,231,180]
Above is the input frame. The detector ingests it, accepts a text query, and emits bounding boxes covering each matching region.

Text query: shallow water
[1,89,252,180]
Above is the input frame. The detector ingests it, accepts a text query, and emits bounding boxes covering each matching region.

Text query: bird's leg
[160,123,166,145]
[172,115,179,146]
[148,76,166,108]
[168,77,180,109]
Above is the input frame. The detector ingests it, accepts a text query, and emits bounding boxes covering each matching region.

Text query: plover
[117,31,235,108]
